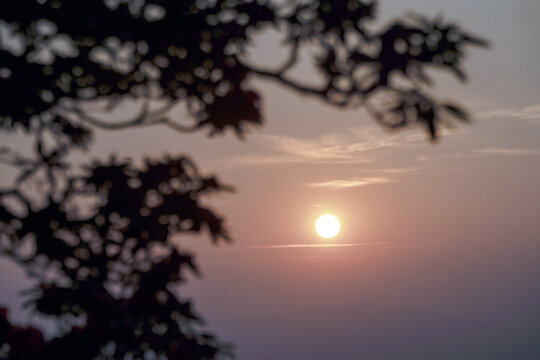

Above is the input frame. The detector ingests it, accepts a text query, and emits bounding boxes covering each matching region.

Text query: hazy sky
[1,0,539,359]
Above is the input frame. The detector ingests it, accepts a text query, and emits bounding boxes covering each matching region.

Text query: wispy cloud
[418,152,481,162]
[200,241,448,252]
[419,147,540,162]
[304,177,392,190]
[477,103,540,122]
[474,147,540,156]
[231,133,376,166]
[228,128,442,168]
[364,166,424,174]
[225,123,466,170]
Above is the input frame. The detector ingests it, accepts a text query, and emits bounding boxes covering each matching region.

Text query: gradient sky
[1,0,540,359]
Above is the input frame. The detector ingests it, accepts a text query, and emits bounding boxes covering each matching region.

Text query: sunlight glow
[315,214,341,238]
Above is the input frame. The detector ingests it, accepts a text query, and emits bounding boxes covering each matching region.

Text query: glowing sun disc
[315,214,340,238]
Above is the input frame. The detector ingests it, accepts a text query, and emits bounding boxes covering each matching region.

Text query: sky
[1,0,540,359]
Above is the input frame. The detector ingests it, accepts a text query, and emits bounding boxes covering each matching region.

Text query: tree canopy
[0,0,486,359]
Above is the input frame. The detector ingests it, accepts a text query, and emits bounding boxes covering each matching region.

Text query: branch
[61,101,150,130]
[238,35,362,108]
[275,38,300,74]
[59,98,192,132]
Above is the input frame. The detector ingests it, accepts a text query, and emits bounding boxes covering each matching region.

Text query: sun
[315,214,341,239]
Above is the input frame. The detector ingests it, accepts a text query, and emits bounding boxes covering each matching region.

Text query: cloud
[474,147,540,156]
[263,134,358,160]
[200,240,447,251]
[230,154,314,166]
[228,128,438,167]
[418,152,480,162]
[477,103,540,122]
[304,177,392,190]
[226,124,466,169]
[364,166,424,174]
[231,133,378,166]
[419,147,540,162]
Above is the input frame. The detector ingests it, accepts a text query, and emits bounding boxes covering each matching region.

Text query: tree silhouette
[0,1,486,359]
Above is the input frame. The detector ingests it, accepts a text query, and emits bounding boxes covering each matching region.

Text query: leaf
[443,103,469,122]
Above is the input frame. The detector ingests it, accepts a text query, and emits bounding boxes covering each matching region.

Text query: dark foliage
[0,0,485,359]
[1,157,232,359]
